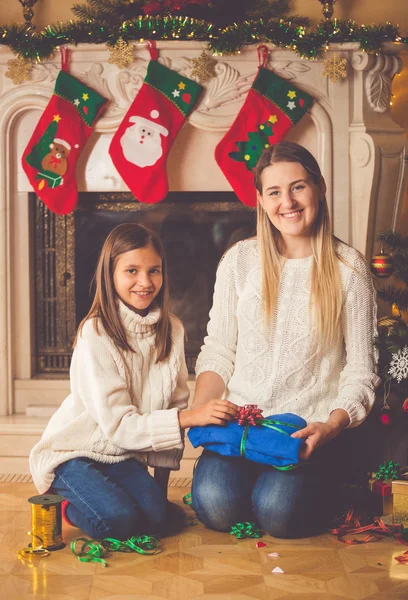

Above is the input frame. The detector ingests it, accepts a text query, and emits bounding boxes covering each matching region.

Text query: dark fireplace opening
[34,192,256,376]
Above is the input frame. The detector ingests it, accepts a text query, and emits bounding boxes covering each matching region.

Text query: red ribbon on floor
[330,509,408,546]
[395,550,408,564]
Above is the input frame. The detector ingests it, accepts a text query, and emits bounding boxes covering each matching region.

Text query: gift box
[392,480,408,526]
[368,476,393,516]
[188,412,306,469]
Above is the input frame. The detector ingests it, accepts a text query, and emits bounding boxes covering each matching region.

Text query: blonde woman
[191,142,380,538]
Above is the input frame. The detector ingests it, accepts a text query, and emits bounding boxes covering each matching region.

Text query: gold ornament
[370,247,394,278]
[322,54,348,83]
[191,51,217,84]
[108,38,134,69]
[5,56,33,84]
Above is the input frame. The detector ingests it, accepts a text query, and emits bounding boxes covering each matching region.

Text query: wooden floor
[1,481,408,600]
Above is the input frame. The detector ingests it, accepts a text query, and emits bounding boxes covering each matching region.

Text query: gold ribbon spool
[27,494,65,551]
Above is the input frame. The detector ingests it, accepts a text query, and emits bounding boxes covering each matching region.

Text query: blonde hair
[254,142,343,348]
[75,222,172,362]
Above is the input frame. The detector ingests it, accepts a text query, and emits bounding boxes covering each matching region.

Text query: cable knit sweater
[196,238,380,428]
[30,301,190,494]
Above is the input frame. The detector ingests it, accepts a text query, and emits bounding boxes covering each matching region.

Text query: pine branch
[247,0,290,19]
[71,0,308,29]
[286,14,310,26]
[72,0,146,24]
[247,0,308,24]
[377,230,408,253]
[378,286,408,312]
[71,5,103,22]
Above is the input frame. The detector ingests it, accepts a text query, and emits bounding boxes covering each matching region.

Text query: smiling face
[257,161,325,247]
[113,245,163,315]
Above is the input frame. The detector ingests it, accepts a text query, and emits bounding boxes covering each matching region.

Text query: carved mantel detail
[352,51,402,113]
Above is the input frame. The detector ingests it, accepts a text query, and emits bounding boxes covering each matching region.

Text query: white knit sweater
[196,238,380,428]
[30,302,190,494]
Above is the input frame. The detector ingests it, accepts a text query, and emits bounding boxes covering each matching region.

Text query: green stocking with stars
[22,70,107,214]
[215,57,313,207]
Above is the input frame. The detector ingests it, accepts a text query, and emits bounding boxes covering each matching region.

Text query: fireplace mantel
[0,41,407,416]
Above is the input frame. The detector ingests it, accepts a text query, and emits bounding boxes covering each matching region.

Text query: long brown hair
[254,141,343,348]
[75,223,172,362]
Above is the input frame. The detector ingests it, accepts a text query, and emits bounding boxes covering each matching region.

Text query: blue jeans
[51,457,184,540]
[191,449,340,539]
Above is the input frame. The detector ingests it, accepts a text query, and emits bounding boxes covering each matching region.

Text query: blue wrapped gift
[188,412,306,469]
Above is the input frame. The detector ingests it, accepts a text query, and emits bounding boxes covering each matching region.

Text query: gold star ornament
[191,51,217,84]
[323,54,348,83]
[108,38,134,70]
[5,55,33,84]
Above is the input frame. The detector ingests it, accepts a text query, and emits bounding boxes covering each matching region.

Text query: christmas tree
[374,230,408,414]
[229,119,274,171]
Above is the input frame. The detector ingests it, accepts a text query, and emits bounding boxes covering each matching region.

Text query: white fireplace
[0,41,407,473]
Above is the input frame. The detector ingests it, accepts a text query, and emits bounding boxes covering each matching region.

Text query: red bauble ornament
[370,248,394,278]
[380,409,393,426]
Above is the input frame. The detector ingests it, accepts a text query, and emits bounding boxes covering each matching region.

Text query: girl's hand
[291,409,350,460]
[179,400,239,429]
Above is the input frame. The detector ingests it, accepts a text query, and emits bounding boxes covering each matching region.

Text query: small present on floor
[368,461,408,520]
[392,478,408,526]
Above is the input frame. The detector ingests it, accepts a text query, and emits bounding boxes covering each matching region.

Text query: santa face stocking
[22,70,107,215]
[215,64,314,207]
[109,58,203,204]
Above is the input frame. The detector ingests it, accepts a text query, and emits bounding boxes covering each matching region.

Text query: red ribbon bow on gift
[236,404,264,427]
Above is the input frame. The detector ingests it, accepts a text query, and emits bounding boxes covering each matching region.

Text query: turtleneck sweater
[30,301,189,494]
[196,238,380,428]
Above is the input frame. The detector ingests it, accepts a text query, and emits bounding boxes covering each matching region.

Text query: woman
[190,142,380,538]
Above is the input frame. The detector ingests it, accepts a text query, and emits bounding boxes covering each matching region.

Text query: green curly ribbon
[103,536,159,554]
[71,535,160,566]
[71,538,108,567]
[374,460,400,481]
[230,522,263,539]
[183,493,192,506]
[239,418,301,471]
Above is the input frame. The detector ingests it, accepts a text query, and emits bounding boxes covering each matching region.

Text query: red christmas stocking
[215,47,314,207]
[22,53,107,215]
[109,44,203,204]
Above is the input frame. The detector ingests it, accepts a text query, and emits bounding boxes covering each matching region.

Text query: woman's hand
[291,409,350,460]
[179,400,239,429]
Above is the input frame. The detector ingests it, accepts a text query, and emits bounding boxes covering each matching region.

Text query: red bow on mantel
[142,0,210,14]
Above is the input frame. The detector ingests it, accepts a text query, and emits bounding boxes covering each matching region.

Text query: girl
[191,142,380,538]
[30,223,236,540]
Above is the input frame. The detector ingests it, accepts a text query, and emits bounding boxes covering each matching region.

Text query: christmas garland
[0,17,406,62]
